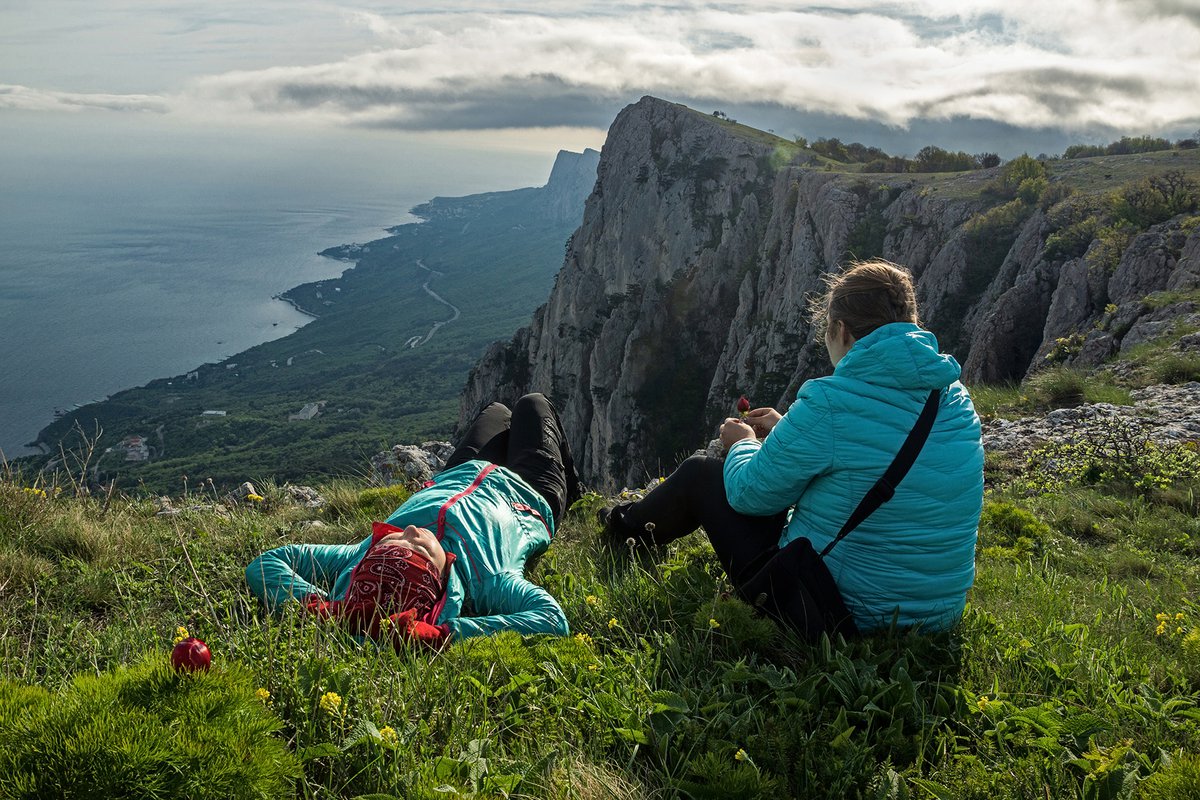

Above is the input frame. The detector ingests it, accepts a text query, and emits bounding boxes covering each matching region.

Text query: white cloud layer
[7,2,1200,135]
[0,84,168,114]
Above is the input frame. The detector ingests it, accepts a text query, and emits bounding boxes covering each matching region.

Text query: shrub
[675,751,784,799]
[0,657,300,799]
[1043,334,1086,366]
[1152,353,1200,384]
[1138,753,1200,800]
[321,483,411,521]
[694,595,778,653]
[978,501,1051,556]
[355,485,411,517]
[1028,367,1087,407]
[991,155,1048,200]
[1109,171,1200,229]
[1021,420,1200,495]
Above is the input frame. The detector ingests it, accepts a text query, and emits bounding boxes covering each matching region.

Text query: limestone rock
[371,441,454,487]
[982,383,1200,455]
[285,484,326,509]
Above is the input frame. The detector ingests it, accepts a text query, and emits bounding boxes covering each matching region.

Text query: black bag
[737,389,941,642]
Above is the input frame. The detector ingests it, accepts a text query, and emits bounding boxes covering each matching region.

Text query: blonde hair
[811,260,919,340]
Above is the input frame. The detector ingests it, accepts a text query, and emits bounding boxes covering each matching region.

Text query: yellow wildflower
[379,726,398,747]
[708,618,720,629]
[174,626,190,644]
[977,696,991,711]
[588,663,599,671]
[1157,621,1168,636]
[585,595,599,606]
[608,617,619,629]
[319,691,342,716]
[1175,613,1185,621]
[246,493,264,503]
[574,633,593,646]
[1157,613,1170,621]
[256,687,271,703]
[21,487,47,499]
[734,748,748,762]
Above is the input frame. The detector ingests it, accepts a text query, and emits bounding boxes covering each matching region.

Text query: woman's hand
[744,407,782,438]
[720,418,756,448]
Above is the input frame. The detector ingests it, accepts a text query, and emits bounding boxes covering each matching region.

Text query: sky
[2,1,1199,158]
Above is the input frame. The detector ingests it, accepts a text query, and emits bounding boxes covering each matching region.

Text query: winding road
[404,259,461,348]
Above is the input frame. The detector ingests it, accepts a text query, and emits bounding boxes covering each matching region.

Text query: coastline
[273,292,321,320]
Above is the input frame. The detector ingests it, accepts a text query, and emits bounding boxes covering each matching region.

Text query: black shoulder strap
[819,389,941,558]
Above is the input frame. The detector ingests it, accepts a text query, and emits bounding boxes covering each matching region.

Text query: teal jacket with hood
[245,460,567,640]
[723,323,983,632]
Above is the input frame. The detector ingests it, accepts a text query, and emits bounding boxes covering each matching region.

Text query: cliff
[462,97,1200,489]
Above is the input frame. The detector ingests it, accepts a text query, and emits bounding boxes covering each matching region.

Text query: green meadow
[2,390,1199,799]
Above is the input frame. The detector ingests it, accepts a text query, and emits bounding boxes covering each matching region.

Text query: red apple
[171,637,212,673]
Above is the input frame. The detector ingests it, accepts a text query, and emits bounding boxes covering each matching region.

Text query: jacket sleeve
[723,381,835,516]
[448,572,569,640]
[245,543,361,610]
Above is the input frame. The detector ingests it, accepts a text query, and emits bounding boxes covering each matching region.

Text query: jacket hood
[833,322,961,390]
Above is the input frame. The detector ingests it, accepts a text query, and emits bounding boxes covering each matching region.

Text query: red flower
[737,396,751,416]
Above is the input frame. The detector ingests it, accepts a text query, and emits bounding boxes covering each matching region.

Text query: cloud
[180,3,1200,134]
[11,2,1200,136]
[0,84,169,113]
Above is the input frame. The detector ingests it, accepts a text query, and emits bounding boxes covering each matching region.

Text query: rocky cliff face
[462,96,1200,489]
[542,149,602,224]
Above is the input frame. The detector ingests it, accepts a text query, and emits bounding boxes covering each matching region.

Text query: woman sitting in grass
[246,393,580,648]
[602,261,984,639]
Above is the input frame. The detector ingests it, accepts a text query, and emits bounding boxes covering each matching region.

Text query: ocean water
[0,113,560,458]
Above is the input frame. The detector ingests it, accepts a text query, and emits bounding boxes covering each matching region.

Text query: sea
[0,112,562,458]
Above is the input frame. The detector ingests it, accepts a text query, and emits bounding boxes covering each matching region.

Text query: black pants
[444,393,580,525]
[609,454,786,587]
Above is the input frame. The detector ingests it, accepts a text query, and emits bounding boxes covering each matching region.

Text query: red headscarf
[315,522,455,638]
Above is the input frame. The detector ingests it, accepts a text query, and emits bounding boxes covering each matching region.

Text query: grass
[968,366,1133,419]
[2,424,1200,800]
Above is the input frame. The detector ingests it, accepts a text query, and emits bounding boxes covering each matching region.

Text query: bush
[1028,366,1087,407]
[1021,420,1200,495]
[322,484,411,521]
[1152,352,1200,384]
[1109,171,1200,229]
[0,657,300,799]
[978,501,1051,556]
[991,155,1048,200]
[1138,753,1200,800]
[355,485,411,517]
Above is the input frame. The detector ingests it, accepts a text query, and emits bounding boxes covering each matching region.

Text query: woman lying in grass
[246,393,580,648]
[602,261,984,640]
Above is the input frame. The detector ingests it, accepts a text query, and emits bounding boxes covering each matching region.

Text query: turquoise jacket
[245,460,568,640]
[724,323,983,632]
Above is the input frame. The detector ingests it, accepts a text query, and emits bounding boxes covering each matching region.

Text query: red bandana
[335,524,453,637]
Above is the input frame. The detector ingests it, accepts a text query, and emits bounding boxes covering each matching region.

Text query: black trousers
[609,454,787,587]
[444,393,580,525]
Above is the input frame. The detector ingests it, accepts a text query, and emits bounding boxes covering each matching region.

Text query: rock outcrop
[462,96,1200,489]
[982,383,1200,456]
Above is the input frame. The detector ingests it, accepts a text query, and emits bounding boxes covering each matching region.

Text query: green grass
[3,429,1199,800]
[968,367,1133,419]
